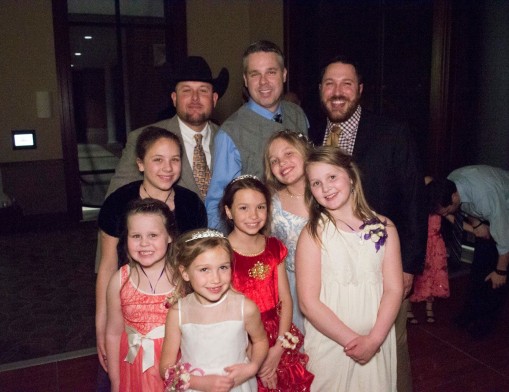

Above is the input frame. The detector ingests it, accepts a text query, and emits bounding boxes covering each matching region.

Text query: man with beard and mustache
[317,55,427,392]
[107,56,229,199]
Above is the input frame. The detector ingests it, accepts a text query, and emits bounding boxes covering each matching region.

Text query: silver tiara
[231,174,259,183]
[185,229,225,242]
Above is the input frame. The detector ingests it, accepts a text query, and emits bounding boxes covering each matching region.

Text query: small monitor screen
[12,130,36,150]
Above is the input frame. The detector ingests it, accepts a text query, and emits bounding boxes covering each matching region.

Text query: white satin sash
[124,324,165,372]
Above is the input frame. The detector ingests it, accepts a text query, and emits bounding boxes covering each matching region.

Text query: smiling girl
[296,146,403,391]
[105,199,177,392]
[264,130,312,333]
[160,228,268,392]
[96,126,207,378]
[221,175,314,391]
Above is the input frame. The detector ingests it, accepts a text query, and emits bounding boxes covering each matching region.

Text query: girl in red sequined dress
[221,175,314,392]
[106,199,177,392]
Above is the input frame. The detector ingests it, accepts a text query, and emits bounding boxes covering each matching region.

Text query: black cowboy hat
[167,56,229,98]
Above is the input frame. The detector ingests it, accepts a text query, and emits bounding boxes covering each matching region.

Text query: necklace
[232,246,265,257]
[335,217,358,232]
[143,185,173,204]
[139,265,166,294]
[285,188,304,199]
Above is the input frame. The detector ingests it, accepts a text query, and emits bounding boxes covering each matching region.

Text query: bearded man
[107,56,228,199]
[316,55,427,392]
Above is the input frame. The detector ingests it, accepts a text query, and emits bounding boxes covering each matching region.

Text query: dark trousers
[458,238,508,333]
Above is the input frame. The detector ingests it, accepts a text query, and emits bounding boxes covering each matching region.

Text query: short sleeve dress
[304,217,396,392]
[232,236,314,392]
[271,194,308,333]
[118,265,173,391]
[179,290,257,392]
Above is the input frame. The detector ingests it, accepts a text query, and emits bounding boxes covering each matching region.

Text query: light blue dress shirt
[448,165,509,255]
[205,99,282,230]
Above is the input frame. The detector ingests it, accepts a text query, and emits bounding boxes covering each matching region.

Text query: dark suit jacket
[312,110,427,275]
[106,115,219,198]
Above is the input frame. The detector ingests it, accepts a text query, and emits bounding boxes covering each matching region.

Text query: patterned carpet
[0,221,97,365]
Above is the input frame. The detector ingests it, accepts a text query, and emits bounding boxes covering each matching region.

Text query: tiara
[185,229,225,242]
[231,174,259,183]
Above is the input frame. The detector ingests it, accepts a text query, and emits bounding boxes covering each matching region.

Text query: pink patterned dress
[118,265,172,391]
[410,214,450,302]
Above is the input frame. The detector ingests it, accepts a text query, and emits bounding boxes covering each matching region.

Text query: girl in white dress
[295,147,403,391]
[264,130,312,333]
[160,229,268,392]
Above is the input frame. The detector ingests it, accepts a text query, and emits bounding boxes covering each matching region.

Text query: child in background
[221,175,314,391]
[106,199,177,392]
[296,147,402,391]
[160,228,268,392]
[264,130,312,333]
[408,176,450,324]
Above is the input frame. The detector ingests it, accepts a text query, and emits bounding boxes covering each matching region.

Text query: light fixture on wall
[36,91,51,118]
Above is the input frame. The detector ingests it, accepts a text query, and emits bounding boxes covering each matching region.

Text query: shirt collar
[177,117,210,142]
[247,98,282,121]
[326,105,362,134]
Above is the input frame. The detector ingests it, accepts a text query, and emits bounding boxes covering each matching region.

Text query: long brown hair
[220,176,272,235]
[305,146,376,241]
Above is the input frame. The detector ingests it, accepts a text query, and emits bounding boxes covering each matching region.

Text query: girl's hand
[192,374,235,392]
[344,335,380,364]
[259,371,278,390]
[258,341,284,382]
[224,362,257,387]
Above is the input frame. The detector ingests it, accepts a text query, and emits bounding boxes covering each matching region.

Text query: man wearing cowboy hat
[106,56,229,198]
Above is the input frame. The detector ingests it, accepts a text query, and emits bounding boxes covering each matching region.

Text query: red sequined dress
[118,265,172,391]
[410,214,450,302]
[232,236,314,392]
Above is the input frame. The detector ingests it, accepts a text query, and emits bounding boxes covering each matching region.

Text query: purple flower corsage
[360,218,388,252]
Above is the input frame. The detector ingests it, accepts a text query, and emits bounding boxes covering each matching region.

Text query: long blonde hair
[305,146,376,241]
[263,129,313,194]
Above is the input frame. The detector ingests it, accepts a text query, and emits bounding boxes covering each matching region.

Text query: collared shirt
[247,99,283,121]
[322,105,362,155]
[177,117,212,168]
[448,165,509,255]
[205,99,283,230]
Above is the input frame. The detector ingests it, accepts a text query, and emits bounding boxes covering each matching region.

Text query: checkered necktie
[192,134,210,199]
[273,113,283,123]
[325,124,343,147]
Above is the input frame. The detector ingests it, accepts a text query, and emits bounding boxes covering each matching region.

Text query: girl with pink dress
[409,213,450,323]
[106,199,177,392]
[408,176,450,324]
